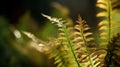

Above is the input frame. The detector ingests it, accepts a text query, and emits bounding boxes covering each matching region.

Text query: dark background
[0,0,96,26]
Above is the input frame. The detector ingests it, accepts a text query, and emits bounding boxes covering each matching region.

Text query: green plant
[23,0,120,67]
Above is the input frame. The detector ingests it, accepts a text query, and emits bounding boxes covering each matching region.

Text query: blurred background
[0,0,97,67]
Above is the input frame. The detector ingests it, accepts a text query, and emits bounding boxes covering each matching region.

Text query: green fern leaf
[42,14,80,67]
[97,0,120,47]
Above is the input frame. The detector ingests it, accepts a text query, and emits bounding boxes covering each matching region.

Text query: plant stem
[107,0,112,42]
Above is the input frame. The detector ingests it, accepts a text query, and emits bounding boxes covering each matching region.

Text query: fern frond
[96,0,120,66]
[105,33,120,66]
[73,16,94,46]
[42,14,80,67]
[97,0,120,47]
[72,16,101,67]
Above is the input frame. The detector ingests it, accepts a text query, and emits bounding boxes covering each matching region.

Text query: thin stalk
[107,0,112,42]
[106,0,112,66]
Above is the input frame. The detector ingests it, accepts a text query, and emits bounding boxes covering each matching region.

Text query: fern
[42,14,80,67]
[73,16,100,67]
[97,0,120,47]
[96,0,120,66]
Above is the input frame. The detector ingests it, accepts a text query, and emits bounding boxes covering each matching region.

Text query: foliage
[1,0,120,67]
